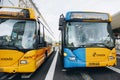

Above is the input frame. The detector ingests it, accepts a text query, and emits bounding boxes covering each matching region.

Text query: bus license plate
[0,68,3,72]
[89,63,100,66]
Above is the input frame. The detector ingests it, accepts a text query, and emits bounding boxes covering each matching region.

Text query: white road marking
[107,66,120,74]
[61,69,67,72]
[8,74,17,80]
[45,50,58,80]
[21,73,33,78]
[81,72,94,80]
[0,74,9,80]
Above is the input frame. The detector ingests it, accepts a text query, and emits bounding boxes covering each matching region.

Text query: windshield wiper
[0,41,21,50]
[87,43,114,49]
[5,45,20,50]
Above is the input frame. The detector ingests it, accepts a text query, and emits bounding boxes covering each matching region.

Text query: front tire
[44,51,48,61]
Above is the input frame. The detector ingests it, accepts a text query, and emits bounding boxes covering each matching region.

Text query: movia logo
[93,52,105,57]
[0,57,13,60]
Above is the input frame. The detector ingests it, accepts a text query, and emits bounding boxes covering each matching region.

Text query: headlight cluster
[109,56,115,60]
[69,56,76,61]
[20,60,28,64]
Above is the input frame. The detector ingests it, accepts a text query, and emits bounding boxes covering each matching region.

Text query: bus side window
[37,20,44,47]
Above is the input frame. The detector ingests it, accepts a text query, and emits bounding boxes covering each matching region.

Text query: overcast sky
[34,0,120,41]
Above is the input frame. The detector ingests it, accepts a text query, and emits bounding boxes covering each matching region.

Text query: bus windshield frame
[65,22,115,49]
[0,18,36,50]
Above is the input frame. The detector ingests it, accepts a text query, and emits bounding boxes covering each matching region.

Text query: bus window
[22,21,36,49]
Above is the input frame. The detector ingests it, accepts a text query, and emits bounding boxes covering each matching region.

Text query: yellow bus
[0,6,53,73]
[59,11,116,68]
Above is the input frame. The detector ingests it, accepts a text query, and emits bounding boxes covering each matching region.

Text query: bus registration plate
[0,68,3,72]
[89,63,100,66]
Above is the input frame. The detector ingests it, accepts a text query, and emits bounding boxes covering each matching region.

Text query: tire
[45,51,48,61]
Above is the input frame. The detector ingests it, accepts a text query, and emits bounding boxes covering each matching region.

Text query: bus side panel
[36,48,46,69]
[36,46,53,70]
[47,46,53,57]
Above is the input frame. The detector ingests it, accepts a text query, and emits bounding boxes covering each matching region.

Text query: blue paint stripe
[73,48,86,62]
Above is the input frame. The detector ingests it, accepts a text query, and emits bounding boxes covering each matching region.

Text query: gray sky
[34,0,120,41]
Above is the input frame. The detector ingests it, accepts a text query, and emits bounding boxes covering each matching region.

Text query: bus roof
[65,11,112,22]
[0,6,36,19]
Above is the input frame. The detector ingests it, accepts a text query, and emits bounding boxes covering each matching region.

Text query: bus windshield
[65,22,114,48]
[0,18,36,49]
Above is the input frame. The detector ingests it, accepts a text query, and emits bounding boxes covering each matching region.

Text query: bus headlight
[64,53,67,57]
[69,56,76,61]
[20,60,28,64]
[109,56,115,60]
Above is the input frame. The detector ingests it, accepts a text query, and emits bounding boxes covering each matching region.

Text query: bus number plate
[89,63,100,66]
[0,68,3,72]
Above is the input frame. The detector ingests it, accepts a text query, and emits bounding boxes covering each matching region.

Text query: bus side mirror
[113,33,120,39]
[59,14,65,30]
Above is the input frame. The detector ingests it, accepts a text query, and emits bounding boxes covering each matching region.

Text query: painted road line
[61,69,67,72]
[21,73,33,78]
[8,74,17,80]
[80,72,94,80]
[45,50,58,80]
[0,74,9,80]
[107,66,120,74]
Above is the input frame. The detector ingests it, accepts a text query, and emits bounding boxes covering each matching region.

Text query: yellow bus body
[0,46,52,73]
[0,6,53,73]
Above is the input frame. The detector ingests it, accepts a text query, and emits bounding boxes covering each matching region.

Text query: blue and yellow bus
[59,11,116,68]
[0,6,53,73]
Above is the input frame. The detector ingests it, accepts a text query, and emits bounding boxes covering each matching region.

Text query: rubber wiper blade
[90,43,113,49]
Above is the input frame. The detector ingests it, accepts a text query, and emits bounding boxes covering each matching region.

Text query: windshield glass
[65,22,114,48]
[0,18,36,49]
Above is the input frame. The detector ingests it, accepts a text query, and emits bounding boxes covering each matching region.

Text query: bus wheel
[45,51,48,61]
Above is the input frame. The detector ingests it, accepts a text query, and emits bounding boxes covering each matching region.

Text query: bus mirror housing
[59,14,65,30]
